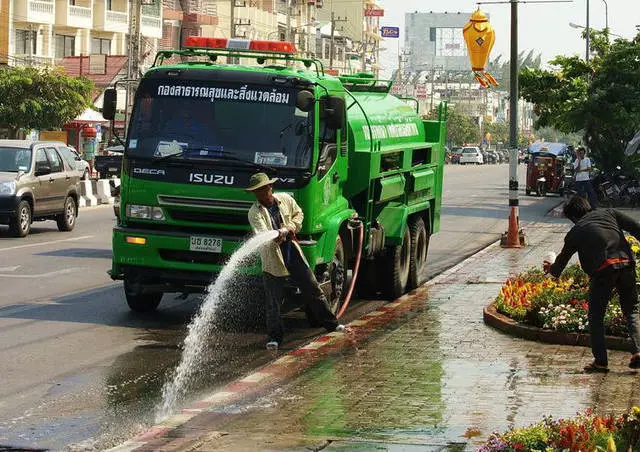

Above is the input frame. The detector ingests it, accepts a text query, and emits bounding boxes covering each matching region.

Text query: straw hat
[245,172,277,192]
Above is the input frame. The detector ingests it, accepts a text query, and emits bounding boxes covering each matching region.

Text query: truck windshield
[0,147,31,172]
[126,79,313,169]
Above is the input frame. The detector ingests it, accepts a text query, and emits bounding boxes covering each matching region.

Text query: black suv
[0,140,81,237]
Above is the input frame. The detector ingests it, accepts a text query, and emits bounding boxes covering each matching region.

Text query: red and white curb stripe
[108,241,502,451]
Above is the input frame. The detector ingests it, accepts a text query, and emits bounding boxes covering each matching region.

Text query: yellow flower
[632,245,640,254]
[607,434,616,452]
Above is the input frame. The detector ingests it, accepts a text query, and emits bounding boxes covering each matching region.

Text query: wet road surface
[0,164,561,449]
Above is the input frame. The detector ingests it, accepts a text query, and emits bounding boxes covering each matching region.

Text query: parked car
[94,144,123,179]
[56,144,91,179]
[0,140,80,237]
[450,146,462,164]
[459,147,484,165]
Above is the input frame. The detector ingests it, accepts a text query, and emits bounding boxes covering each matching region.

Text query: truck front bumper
[111,225,261,292]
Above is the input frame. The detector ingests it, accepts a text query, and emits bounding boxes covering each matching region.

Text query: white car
[57,145,91,179]
[459,147,484,165]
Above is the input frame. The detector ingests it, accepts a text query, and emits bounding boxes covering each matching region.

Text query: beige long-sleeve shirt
[247,192,308,277]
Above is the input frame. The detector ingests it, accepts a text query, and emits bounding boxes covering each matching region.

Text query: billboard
[380,27,400,38]
[364,8,384,17]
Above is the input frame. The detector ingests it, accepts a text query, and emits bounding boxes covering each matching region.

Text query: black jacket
[551,209,640,277]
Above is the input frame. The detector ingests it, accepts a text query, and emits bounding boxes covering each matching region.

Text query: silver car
[0,140,81,237]
[57,145,91,179]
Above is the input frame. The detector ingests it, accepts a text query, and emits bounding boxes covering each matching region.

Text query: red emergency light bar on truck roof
[182,37,297,54]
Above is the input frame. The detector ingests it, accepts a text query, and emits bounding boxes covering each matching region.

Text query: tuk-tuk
[525,142,569,196]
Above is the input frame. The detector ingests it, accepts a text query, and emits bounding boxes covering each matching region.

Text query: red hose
[336,222,363,319]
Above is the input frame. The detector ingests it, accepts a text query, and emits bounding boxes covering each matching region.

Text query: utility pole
[285,0,292,42]
[329,12,347,70]
[230,0,236,38]
[360,30,366,72]
[125,0,142,137]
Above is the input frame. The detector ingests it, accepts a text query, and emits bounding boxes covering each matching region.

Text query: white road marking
[0,266,20,272]
[0,268,81,278]
[0,235,94,252]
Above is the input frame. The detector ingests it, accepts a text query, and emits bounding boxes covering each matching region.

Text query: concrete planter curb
[483,302,633,352]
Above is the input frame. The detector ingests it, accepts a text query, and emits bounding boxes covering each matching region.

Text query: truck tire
[382,226,411,300]
[124,278,162,313]
[309,228,349,325]
[56,197,77,232]
[9,200,31,237]
[407,216,430,290]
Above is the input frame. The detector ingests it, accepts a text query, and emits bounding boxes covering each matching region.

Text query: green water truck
[102,38,447,315]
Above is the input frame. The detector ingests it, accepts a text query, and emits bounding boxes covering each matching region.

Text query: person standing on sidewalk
[573,147,597,209]
[544,196,640,372]
[246,173,348,350]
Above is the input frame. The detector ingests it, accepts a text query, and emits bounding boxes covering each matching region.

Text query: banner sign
[364,8,384,17]
[380,26,399,38]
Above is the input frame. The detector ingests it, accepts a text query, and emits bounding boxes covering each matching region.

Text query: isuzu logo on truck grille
[189,173,235,185]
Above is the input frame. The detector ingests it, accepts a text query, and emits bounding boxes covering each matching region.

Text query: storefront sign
[364,8,384,17]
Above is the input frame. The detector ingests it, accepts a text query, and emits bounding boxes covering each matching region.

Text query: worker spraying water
[245,173,350,350]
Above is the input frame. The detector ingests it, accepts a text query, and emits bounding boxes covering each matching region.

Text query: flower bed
[493,237,640,338]
[479,407,640,451]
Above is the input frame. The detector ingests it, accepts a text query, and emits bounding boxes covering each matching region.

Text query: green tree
[427,107,479,146]
[484,121,509,143]
[519,30,640,171]
[0,66,93,138]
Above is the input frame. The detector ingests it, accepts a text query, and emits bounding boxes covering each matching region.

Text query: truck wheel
[311,228,349,324]
[56,197,77,232]
[327,229,349,314]
[382,226,411,300]
[9,200,31,237]
[408,217,430,290]
[124,278,162,313]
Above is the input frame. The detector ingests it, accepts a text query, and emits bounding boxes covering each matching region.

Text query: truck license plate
[189,236,222,253]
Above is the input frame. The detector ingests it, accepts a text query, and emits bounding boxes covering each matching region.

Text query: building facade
[6,0,162,67]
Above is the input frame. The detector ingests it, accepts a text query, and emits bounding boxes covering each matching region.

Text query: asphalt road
[0,164,563,450]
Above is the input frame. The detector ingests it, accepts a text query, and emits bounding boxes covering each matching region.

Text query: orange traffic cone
[502,206,522,248]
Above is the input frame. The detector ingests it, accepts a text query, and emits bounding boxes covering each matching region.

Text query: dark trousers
[263,246,339,342]
[589,266,640,365]
[577,180,598,209]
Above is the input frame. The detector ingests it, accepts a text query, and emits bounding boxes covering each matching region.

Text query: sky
[376,0,639,76]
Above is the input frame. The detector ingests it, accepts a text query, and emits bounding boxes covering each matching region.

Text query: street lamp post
[601,0,608,30]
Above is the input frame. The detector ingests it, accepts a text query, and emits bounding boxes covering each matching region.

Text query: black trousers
[589,266,640,365]
[263,245,339,342]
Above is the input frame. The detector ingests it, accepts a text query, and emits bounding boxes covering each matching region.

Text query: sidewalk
[115,215,640,451]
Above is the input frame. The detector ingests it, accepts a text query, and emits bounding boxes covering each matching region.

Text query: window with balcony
[69,0,76,4]
[91,38,111,55]
[15,30,37,55]
[106,0,112,9]
[55,35,76,58]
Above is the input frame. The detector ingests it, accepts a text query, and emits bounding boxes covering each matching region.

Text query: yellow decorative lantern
[463,9,498,88]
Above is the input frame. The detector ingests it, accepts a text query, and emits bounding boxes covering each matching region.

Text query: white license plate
[189,236,222,253]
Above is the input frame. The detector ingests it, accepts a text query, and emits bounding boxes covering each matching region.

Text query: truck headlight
[126,204,165,220]
[0,180,16,196]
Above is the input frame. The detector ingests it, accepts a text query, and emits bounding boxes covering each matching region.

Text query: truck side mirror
[296,90,315,112]
[102,88,117,120]
[322,96,346,130]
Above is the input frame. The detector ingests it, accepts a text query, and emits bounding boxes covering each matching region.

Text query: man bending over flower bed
[544,196,640,373]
